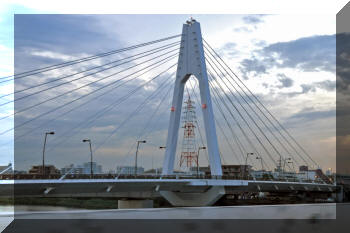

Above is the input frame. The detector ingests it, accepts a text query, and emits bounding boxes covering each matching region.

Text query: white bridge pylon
[162,19,223,176]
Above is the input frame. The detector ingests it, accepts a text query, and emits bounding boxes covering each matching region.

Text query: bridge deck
[0,178,336,198]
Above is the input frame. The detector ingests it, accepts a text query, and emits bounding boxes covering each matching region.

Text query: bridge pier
[160,186,225,207]
[118,199,153,209]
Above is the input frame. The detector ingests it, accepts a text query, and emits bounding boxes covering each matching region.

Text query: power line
[203,39,317,168]
[8,60,177,145]
[208,70,278,167]
[47,70,175,154]
[0,56,178,135]
[92,74,176,153]
[0,41,180,99]
[0,34,181,82]
[0,47,179,110]
[204,45,306,168]
[187,79,209,164]
[189,78,240,165]
[209,78,271,171]
[205,49,300,171]
[207,58,296,172]
[114,84,174,176]
[0,51,178,122]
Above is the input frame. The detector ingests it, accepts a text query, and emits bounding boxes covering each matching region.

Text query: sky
[0,6,339,172]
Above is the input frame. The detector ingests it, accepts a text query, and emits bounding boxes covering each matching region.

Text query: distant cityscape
[0,162,335,183]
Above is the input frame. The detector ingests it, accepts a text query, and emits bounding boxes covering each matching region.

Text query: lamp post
[42,131,55,177]
[256,156,264,171]
[197,146,206,177]
[244,153,254,179]
[158,146,166,175]
[82,139,93,179]
[135,140,146,175]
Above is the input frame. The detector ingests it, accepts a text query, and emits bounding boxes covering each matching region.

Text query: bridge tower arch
[162,19,223,176]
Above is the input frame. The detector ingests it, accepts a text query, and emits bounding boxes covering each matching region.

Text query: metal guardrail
[0,173,333,184]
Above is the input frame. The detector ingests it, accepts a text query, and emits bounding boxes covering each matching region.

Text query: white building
[61,162,103,175]
[296,170,317,181]
[83,162,102,174]
[116,166,144,175]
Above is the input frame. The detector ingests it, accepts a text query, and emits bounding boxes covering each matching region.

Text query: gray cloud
[242,15,264,24]
[315,80,336,91]
[234,26,254,33]
[239,34,336,79]
[263,35,335,72]
[219,42,240,58]
[12,15,181,171]
[239,57,267,79]
[276,73,293,88]
[287,108,335,122]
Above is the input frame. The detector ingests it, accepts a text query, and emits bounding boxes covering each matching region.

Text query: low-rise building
[29,165,60,175]
[116,166,144,175]
[194,165,252,178]
[61,162,103,175]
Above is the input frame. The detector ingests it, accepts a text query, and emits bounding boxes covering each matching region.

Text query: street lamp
[197,146,206,176]
[82,139,93,179]
[135,140,146,175]
[244,153,254,179]
[256,156,264,171]
[157,146,166,175]
[42,131,55,177]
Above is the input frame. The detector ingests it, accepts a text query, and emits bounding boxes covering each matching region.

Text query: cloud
[234,26,254,33]
[242,15,264,24]
[263,35,335,72]
[31,50,77,62]
[287,108,335,121]
[239,34,336,78]
[315,80,336,91]
[239,57,267,79]
[90,125,116,132]
[276,73,293,88]
[7,14,337,172]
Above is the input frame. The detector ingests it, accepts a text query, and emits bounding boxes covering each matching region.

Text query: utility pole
[197,146,206,177]
[42,131,55,177]
[256,156,264,171]
[244,153,254,179]
[135,140,146,175]
[82,139,93,179]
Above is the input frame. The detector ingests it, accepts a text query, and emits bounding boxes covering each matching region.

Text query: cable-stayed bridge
[0,19,336,206]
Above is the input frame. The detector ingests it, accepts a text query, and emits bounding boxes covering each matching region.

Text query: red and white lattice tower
[179,95,198,170]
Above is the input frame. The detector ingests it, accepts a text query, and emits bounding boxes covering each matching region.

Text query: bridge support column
[118,199,153,209]
[160,186,225,207]
[162,19,222,177]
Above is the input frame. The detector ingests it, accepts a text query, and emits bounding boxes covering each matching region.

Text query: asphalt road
[1,203,337,219]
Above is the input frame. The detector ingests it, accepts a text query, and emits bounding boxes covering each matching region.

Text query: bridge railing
[0,173,332,184]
